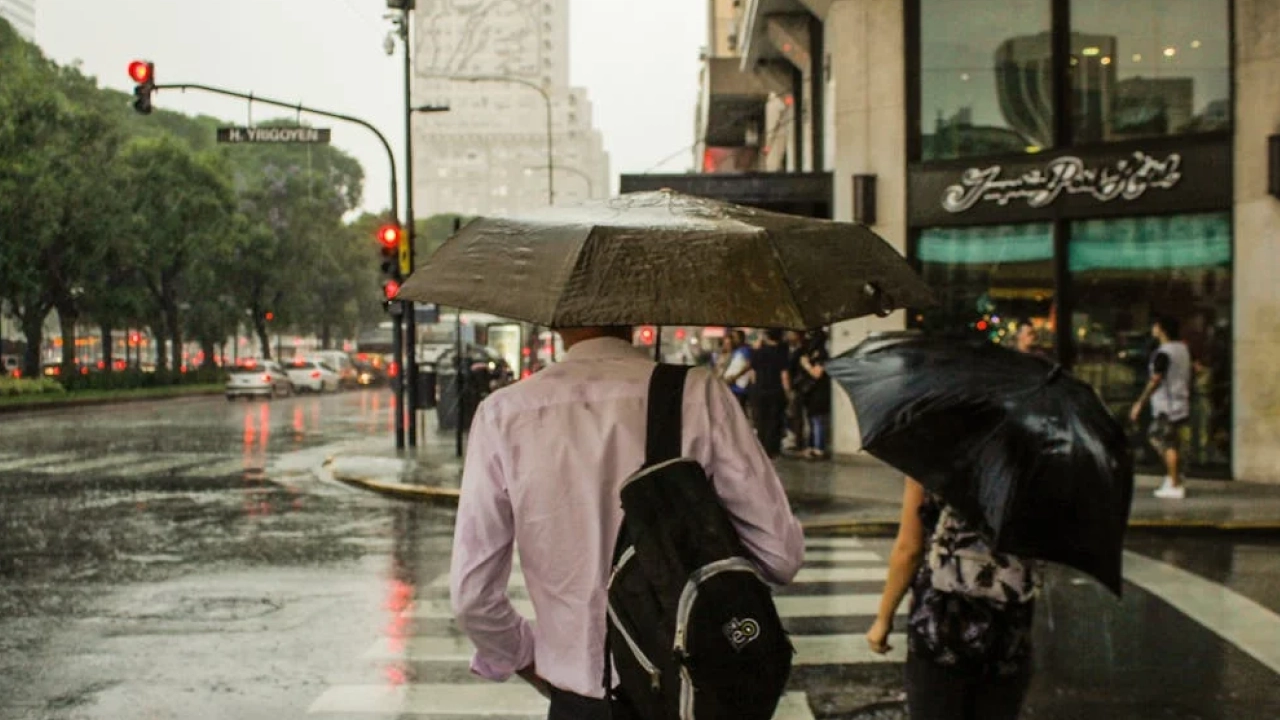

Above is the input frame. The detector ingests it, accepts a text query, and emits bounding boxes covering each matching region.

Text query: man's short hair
[1155,315,1181,340]
[765,328,784,343]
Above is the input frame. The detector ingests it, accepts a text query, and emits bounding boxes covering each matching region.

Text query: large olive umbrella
[396,190,934,329]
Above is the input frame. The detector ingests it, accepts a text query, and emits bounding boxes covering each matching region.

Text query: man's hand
[865,618,893,655]
[517,663,553,699]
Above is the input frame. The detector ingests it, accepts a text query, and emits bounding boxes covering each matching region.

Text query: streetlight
[441,75,555,206]
[526,165,593,198]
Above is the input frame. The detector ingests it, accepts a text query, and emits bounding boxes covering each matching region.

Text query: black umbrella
[397,190,934,329]
[827,333,1134,595]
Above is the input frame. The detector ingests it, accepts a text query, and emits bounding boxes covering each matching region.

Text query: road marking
[803,548,881,563]
[805,536,865,549]
[1123,550,1280,675]
[34,453,145,475]
[408,591,895,621]
[0,452,79,472]
[308,684,816,718]
[363,631,906,667]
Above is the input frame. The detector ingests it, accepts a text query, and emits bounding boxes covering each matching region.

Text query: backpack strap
[604,363,691,697]
[645,363,690,466]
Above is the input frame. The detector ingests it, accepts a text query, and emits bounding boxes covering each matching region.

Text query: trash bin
[435,363,460,432]
[415,367,437,410]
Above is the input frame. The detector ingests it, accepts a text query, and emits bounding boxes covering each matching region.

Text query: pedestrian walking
[1130,315,1192,499]
[798,330,831,460]
[866,478,1038,720]
[750,328,791,458]
[784,330,809,451]
[449,326,804,720]
[722,329,754,417]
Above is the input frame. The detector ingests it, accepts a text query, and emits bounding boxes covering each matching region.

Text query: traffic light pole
[150,81,407,449]
[402,8,419,449]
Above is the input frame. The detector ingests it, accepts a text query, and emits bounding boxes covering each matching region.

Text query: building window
[918,0,1052,161]
[1069,212,1231,468]
[912,223,1056,352]
[1070,0,1230,143]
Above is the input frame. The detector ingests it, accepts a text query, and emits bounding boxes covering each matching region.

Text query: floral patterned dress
[905,496,1036,677]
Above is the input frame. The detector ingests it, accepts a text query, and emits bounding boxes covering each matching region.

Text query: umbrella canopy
[397,190,934,329]
[827,333,1134,595]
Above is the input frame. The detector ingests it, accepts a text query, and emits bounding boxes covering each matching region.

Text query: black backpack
[604,364,793,719]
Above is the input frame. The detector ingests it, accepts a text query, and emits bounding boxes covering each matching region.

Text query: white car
[226,361,294,400]
[285,360,340,393]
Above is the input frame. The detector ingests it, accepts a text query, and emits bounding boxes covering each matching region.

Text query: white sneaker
[1154,478,1187,499]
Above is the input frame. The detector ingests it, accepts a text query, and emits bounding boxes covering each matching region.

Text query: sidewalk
[322,436,1280,534]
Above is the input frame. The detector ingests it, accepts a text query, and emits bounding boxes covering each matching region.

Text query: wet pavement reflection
[0,391,1277,718]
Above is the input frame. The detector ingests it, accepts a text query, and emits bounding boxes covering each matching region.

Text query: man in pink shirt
[450,325,806,719]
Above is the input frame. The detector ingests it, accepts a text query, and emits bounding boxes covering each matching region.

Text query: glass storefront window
[1071,0,1231,143]
[919,0,1052,161]
[913,224,1057,353]
[1070,213,1232,469]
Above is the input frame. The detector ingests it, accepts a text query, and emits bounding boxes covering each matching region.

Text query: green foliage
[0,376,65,397]
[0,18,384,379]
[57,366,227,392]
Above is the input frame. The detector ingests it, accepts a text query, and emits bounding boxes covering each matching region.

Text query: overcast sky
[34,0,706,215]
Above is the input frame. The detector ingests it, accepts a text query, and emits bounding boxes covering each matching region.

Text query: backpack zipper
[606,601,662,691]
[672,557,767,720]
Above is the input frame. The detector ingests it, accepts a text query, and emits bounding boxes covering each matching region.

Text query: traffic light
[377,222,404,311]
[128,60,156,115]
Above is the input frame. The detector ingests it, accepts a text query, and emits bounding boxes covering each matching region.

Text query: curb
[0,387,224,414]
[327,468,1280,537]
[329,473,461,505]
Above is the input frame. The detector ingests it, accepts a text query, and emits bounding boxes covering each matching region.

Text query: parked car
[225,361,294,400]
[284,359,340,393]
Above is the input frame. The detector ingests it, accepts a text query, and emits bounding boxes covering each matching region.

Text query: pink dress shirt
[449,336,805,699]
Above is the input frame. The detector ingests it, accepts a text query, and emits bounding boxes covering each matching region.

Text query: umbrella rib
[760,228,808,329]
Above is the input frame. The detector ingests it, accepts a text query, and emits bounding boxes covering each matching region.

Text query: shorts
[1148,414,1188,454]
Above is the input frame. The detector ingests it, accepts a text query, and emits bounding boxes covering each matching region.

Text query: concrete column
[1232,0,1280,483]
[824,0,908,457]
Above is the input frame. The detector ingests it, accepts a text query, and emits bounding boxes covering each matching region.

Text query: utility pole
[401,5,419,448]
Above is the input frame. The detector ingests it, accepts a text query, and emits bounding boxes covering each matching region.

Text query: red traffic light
[383,279,401,300]
[128,60,152,84]
[637,326,655,345]
[377,224,403,250]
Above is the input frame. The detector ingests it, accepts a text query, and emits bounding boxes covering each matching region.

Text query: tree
[120,136,235,373]
[0,20,65,376]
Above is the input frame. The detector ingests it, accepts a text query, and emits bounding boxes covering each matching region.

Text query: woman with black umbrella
[865,478,1039,720]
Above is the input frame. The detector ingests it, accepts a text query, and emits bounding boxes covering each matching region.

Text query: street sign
[398,235,412,276]
[216,126,331,144]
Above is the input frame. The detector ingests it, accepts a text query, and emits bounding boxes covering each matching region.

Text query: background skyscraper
[410,0,610,217]
[0,0,37,40]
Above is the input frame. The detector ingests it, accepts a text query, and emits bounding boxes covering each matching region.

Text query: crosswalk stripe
[0,452,79,472]
[792,632,907,665]
[35,453,145,475]
[408,591,896,621]
[804,548,881,563]
[307,684,817,718]
[363,629,907,667]
[804,536,865,549]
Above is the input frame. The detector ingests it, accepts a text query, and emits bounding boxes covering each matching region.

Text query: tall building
[0,0,36,40]
[410,0,609,216]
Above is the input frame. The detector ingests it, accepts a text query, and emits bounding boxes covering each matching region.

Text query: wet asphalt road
[1,390,1279,719]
